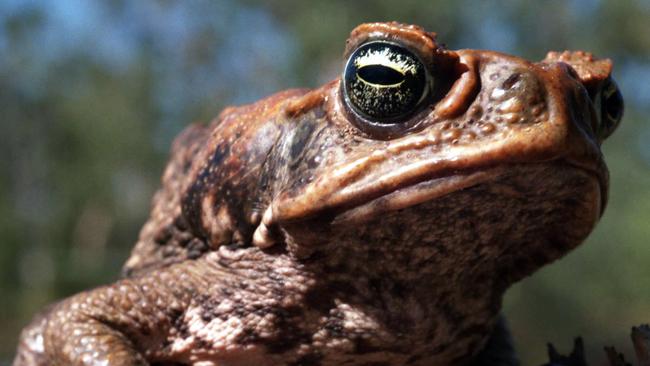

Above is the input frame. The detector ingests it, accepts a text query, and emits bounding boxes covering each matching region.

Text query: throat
[205,245,502,365]
[291,246,505,364]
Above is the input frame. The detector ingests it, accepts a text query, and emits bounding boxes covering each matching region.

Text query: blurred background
[1,0,649,364]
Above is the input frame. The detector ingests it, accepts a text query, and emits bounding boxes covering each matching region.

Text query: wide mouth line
[275,159,606,227]
[336,159,606,222]
[561,158,609,215]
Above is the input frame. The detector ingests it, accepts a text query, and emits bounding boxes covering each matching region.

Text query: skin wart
[14,22,623,366]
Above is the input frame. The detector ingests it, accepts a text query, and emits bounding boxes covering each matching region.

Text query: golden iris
[343,41,427,122]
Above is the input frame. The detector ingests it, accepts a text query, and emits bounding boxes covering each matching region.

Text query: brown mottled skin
[14,22,622,366]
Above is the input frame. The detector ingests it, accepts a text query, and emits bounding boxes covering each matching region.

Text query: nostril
[501,73,521,90]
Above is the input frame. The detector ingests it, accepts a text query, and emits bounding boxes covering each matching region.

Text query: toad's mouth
[279,160,603,223]
[252,147,607,248]
[330,161,605,225]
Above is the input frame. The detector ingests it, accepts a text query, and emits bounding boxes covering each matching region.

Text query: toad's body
[14,23,622,366]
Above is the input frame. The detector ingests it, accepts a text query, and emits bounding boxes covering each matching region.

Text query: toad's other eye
[598,78,623,140]
[343,41,428,123]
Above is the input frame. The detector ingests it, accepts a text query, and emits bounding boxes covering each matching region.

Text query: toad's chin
[271,162,602,287]
[257,161,602,265]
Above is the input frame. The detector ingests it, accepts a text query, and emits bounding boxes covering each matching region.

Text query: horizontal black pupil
[357,64,404,85]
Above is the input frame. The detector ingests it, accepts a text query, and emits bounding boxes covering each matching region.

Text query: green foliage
[1,0,649,363]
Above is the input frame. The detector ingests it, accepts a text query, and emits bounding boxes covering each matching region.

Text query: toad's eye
[598,78,623,140]
[343,41,428,123]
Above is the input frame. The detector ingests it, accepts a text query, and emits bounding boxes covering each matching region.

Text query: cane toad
[14,22,623,366]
